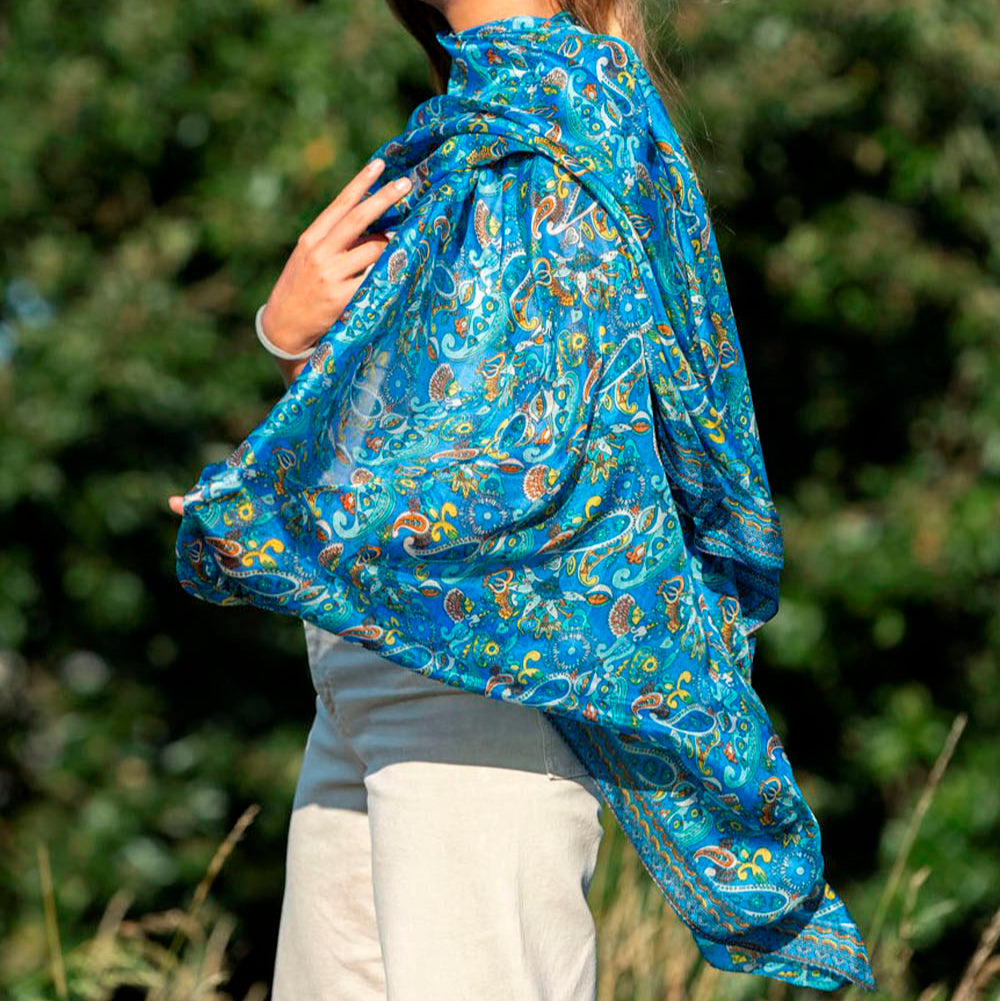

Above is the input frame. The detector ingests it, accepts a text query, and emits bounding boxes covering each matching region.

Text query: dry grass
[15,711,1000,1001]
[16,805,266,1001]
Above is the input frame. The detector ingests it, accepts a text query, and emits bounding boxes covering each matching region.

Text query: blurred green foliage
[1,0,997,997]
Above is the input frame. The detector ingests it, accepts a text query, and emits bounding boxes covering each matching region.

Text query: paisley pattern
[175,10,876,992]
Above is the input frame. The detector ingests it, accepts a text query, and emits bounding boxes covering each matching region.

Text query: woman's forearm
[276,356,309,388]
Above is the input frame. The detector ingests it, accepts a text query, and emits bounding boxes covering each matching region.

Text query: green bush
[1,0,997,997]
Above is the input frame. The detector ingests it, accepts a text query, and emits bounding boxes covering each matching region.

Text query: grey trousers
[270,621,605,1001]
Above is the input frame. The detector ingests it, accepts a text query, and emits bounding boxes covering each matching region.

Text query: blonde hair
[384,1,693,156]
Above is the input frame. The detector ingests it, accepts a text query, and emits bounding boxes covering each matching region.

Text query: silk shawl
[174,10,876,992]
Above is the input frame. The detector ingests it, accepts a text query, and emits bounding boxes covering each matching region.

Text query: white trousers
[270,621,605,1001]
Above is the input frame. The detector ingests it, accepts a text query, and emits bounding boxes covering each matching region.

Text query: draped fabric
[175,10,876,992]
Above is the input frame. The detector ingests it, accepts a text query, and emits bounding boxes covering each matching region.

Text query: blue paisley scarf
[175,10,876,992]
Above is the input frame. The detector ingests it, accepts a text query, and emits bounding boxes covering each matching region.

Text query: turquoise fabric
[175,10,876,991]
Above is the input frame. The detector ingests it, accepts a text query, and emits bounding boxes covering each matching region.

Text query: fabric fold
[175,10,876,992]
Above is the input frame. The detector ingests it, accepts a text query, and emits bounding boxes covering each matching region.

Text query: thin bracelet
[255,303,316,361]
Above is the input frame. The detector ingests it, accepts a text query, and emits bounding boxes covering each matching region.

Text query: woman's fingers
[299,157,387,248]
[339,272,369,301]
[338,233,391,278]
[168,495,184,515]
[332,174,411,251]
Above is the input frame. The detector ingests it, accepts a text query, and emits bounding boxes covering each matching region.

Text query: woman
[171,2,878,998]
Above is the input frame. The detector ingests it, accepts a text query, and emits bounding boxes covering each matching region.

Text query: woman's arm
[167,159,408,513]
[275,356,309,389]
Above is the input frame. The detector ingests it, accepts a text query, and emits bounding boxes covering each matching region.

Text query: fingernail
[369,157,385,172]
[395,176,411,190]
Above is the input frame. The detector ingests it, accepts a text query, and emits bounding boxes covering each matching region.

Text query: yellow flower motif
[429,502,458,541]
[240,538,285,570]
[665,671,692,707]
[736,847,772,881]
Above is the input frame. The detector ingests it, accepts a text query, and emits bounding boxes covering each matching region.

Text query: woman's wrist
[274,355,310,389]
[255,302,316,360]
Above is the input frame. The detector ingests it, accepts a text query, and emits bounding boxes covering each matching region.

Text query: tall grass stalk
[839,711,969,1001]
[36,841,67,1000]
[163,803,261,970]
[867,712,968,958]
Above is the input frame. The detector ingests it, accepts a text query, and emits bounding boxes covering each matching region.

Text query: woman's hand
[260,156,410,357]
[168,157,411,517]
